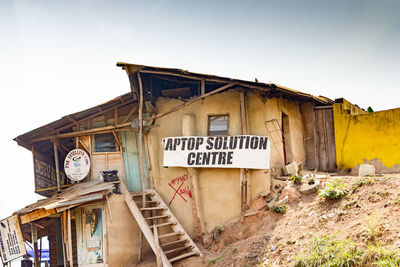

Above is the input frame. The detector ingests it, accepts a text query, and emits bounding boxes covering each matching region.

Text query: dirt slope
[178,175,400,267]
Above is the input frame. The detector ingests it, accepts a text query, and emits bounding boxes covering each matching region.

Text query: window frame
[207,114,230,136]
[92,132,119,153]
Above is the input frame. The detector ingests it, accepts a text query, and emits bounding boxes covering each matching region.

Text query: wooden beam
[145,82,238,121]
[36,100,133,138]
[31,122,132,142]
[53,140,61,192]
[31,224,39,267]
[239,90,249,222]
[122,105,138,123]
[20,209,57,225]
[67,209,73,267]
[200,78,205,95]
[137,72,147,262]
[114,108,118,126]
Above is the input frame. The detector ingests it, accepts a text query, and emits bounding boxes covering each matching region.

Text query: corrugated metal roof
[117,62,334,105]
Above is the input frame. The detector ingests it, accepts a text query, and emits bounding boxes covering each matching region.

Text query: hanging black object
[100,170,120,182]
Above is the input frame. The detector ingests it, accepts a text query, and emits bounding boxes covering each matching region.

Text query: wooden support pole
[61,211,67,267]
[200,78,205,95]
[153,227,162,267]
[53,140,61,192]
[67,209,73,267]
[31,223,38,267]
[144,134,155,189]
[239,90,249,222]
[137,72,147,262]
[182,114,204,238]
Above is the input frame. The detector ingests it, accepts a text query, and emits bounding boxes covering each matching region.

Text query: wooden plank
[325,108,337,171]
[200,78,205,95]
[20,209,57,225]
[145,215,170,220]
[149,222,176,228]
[158,232,183,239]
[164,245,193,255]
[31,224,39,267]
[67,209,73,267]
[140,207,166,211]
[169,251,198,263]
[154,226,162,267]
[161,239,188,247]
[122,104,138,123]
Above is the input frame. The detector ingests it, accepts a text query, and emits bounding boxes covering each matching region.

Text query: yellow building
[333,98,400,173]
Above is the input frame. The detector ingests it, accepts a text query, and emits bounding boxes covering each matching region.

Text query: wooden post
[53,140,61,192]
[61,211,67,267]
[200,78,205,95]
[137,72,147,262]
[153,227,162,267]
[31,223,39,267]
[67,209,73,267]
[182,114,204,238]
[144,134,155,189]
[239,90,249,222]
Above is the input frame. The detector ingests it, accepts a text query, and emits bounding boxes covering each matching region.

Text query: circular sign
[64,149,90,181]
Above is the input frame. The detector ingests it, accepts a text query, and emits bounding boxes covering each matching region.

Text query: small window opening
[208,115,229,136]
[93,133,117,152]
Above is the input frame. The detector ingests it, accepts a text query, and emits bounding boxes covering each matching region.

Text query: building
[5,63,334,266]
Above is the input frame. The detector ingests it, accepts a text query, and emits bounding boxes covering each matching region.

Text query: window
[208,115,229,136]
[93,133,117,152]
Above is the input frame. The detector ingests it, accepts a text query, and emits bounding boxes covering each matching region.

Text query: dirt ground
[175,174,400,266]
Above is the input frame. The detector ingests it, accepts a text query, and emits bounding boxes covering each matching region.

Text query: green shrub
[308,177,315,185]
[271,205,287,214]
[290,174,303,184]
[319,180,347,199]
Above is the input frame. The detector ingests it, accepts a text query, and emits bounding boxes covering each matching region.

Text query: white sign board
[0,215,26,263]
[64,149,91,181]
[163,135,270,169]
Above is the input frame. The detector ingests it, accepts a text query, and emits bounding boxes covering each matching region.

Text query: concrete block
[282,161,299,176]
[359,164,375,177]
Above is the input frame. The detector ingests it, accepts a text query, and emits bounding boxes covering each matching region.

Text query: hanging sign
[163,135,270,169]
[0,215,26,263]
[64,149,91,181]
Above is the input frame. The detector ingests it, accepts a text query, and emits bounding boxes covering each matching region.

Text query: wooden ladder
[120,182,202,266]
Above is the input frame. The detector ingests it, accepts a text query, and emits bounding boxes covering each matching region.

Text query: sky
[0,0,400,219]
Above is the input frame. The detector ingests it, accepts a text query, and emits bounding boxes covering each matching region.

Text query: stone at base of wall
[358,164,376,176]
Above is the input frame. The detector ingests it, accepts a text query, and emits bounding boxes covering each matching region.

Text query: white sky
[1,0,400,219]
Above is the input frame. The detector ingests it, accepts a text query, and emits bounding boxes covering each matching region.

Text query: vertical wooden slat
[31,224,38,267]
[53,140,61,192]
[67,209,73,267]
[239,90,248,222]
[137,72,147,263]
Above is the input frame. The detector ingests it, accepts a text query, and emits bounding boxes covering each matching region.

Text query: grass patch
[363,212,382,241]
[295,236,400,267]
[319,180,347,200]
[271,205,287,214]
[209,246,237,265]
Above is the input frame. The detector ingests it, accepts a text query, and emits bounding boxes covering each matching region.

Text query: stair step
[136,200,160,205]
[161,239,188,247]
[158,232,183,239]
[140,207,167,211]
[150,222,176,228]
[131,192,155,197]
[145,215,170,220]
[164,245,193,255]
[169,251,199,263]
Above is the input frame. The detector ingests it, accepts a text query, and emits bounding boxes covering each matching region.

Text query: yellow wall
[334,99,400,172]
[147,90,306,233]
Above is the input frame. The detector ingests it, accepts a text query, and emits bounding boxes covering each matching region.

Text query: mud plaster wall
[147,90,306,233]
[333,99,400,173]
[106,194,151,266]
